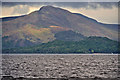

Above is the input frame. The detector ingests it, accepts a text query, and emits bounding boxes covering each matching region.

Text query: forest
[2,36,119,53]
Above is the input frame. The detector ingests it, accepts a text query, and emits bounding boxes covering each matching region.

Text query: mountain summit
[39,6,70,13]
[2,6,118,48]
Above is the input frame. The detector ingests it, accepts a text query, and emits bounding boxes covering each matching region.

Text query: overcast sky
[1,2,119,24]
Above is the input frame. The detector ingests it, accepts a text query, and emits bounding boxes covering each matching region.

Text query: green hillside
[3,36,119,53]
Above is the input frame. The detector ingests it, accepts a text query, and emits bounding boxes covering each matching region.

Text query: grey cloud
[2,2,118,9]
[1,0,119,2]
[53,2,118,9]
[2,2,49,7]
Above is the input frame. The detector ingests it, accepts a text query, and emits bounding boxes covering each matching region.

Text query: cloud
[2,7,14,17]
[12,5,30,14]
[55,2,118,9]
[2,2,118,9]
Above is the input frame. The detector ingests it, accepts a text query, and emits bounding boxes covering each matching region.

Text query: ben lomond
[2,6,119,53]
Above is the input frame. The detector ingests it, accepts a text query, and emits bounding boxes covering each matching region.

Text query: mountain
[2,6,118,48]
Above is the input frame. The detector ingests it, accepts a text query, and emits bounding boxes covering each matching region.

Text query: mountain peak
[39,5,70,13]
[40,5,55,9]
[39,6,57,11]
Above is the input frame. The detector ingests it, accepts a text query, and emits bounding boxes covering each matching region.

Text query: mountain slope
[55,30,85,41]
[2,24,55,48]
[2,6,118,48]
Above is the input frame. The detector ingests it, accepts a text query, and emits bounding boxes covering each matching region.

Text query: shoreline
[1,53,119,55]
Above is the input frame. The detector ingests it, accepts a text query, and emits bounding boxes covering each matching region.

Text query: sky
[1,2,119,24]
